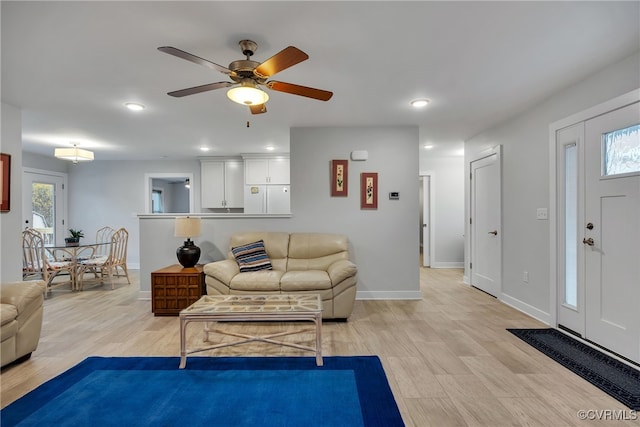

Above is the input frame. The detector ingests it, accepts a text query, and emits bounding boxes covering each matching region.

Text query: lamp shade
[174,217,201,238]
[54,146,94,163]
[227,86,269,106]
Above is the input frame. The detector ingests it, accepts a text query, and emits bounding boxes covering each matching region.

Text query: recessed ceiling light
[424,144,434,149]
[411,99,430,108]
[199,146,211,152]
[265,146,275,151]
[125,102,145,111]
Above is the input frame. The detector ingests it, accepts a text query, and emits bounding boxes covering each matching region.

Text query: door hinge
[470,172,472,180]
[470,218,472,224]
[62,183,65,190]
[470,262,472,269]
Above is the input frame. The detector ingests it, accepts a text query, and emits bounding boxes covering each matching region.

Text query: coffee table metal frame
[179,294,323,368]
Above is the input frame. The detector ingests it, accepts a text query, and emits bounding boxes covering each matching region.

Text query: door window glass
[564,144,577,307]
[603,124,640,176]
[31,182,55,244]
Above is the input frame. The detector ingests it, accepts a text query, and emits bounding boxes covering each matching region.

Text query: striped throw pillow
[231,240,273,272]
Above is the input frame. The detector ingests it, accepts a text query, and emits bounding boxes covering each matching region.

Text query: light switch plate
[536,208,548,220]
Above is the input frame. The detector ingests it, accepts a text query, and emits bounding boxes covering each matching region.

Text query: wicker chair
[22,228,73,296]
[78,227,130,290]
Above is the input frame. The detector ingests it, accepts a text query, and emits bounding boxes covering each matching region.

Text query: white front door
[22,170,67,245]
[470,151,501,297]
[584,102,640,362]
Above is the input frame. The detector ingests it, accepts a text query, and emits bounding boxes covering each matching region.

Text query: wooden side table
[151,264,205,316]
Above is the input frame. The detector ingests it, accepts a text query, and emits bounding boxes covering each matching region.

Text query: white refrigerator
[244,185,290,214]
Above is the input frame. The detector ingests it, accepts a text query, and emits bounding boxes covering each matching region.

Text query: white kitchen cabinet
[200,159,244,209]
[244,157,290,185]
[244,184,291,214]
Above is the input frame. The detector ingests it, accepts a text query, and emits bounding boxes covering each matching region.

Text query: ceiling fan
[158,40,333,114]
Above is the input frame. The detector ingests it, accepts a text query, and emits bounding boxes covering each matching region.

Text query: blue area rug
[1,356,404,427]
[508,328,640,410]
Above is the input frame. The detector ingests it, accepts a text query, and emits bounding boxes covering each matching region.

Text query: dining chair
[22,228,73,296]
[94,226,115,258]
[78,227,130,290]
[86,226,115,280]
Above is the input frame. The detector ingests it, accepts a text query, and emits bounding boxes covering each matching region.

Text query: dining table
[45,242,110,291]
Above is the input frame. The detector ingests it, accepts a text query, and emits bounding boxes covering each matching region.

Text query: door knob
[583,237,595,246]
[488,230,498,236]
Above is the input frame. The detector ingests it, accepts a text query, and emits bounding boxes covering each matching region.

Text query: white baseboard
[431,262,464,269]
[128,262,140,269]
[356,290,422,300]
[138,290,151,301]
[499,293,551,325]
[463,275,470,285]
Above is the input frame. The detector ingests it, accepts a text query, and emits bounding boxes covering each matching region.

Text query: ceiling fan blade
[158,46,235,76]
[266,81,333,101]
[253,46,309,78]
[167,82,234,97]
[249,104,267,115]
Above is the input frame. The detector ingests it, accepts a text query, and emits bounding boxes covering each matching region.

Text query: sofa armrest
[203,259,240,285]
[0,281,45,315]
[327,260,357,285]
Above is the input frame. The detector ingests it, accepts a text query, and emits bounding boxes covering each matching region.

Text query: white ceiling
[2,1,639,160]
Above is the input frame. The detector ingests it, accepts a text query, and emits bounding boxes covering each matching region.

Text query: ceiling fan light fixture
[54,144,94,164]
[227,86,269,106]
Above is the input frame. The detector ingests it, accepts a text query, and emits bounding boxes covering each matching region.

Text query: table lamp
[174,216,201,268]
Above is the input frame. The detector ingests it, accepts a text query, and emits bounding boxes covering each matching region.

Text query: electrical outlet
[523,271,529,283]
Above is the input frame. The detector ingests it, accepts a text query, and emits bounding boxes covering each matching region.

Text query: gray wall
[0,103,23,281]
[289,126,421,299]
[66,159,201,268]
[419,155,464,267]
[139,126,421,300]
[465,51,640,322]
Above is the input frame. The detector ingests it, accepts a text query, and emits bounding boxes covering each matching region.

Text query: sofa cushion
[280,270,332,291]
[287,233,350,271]
[230,271,284,292]
[231,240,273,272]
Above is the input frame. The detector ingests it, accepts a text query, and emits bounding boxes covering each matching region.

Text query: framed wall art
[331,160,348,197]
[1,153,10,212]
[360,172,378,209]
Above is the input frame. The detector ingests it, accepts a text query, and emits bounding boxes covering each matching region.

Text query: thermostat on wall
[389,192,400,200]
[350,150,368,161]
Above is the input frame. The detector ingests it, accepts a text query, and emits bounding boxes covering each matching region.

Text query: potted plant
[65,229,84,247]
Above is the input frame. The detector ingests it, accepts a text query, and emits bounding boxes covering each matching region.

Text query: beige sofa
[1,281,45,368]
[203,232,357,319]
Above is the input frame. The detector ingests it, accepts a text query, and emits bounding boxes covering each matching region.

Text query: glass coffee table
[179,294,323,368]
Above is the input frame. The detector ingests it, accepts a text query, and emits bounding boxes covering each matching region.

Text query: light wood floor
[2,268,638,426]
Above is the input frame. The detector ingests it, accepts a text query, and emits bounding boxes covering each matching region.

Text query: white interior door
[422,175,431,267]
[22,170,67,245]
[584,102,639,362]
[470,152,501,297]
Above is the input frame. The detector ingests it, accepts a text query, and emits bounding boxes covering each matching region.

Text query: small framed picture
[1,153,11,212]
[360,172,378,209]
[331,160,348,197]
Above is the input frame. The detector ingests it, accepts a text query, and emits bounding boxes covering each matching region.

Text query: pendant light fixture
[54,143,94,164]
